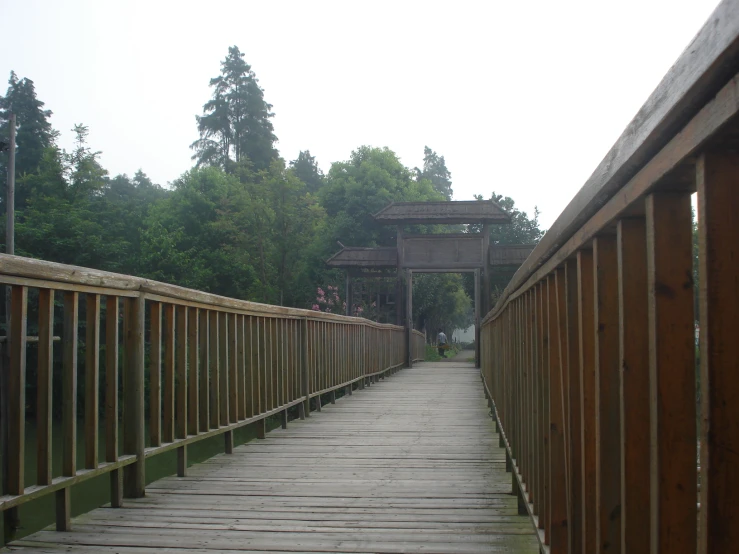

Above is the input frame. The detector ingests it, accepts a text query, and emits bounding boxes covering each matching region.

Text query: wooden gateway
[327,200,535,367]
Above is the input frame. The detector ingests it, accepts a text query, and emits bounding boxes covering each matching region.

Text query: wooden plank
[187,307,199,436]
[550,269,569,553]
[176,305,188,440]
[105,296,121,508]
[577,249,596,552]
[105,296,119,464]
[149,302,162,447]
[237,315,246,420]
[163,303,175,443]
[564,260,582,554]
[62,291,79,478]
[209,310,219,429]
[645,192,696,553]
[8,285,28,495]
[697,149,739,554]
[245,316,255,419]
[229,313,238,423]
[616,218,650,554]
[10,362,539,554]
[593,235,621,554]
[36,288,54,486]
[540,279,550,541]
[122,295,145,498]
[198,309,209,432]
[219,311,229,427]
[85,293,101,470]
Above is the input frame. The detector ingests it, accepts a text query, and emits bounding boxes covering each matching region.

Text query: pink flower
[311,304,320,311]
[317,287,325,296]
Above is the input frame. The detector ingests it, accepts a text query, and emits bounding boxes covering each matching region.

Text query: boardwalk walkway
[6,362,538,554]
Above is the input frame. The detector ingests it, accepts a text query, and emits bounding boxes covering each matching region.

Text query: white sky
[1,0,720,229]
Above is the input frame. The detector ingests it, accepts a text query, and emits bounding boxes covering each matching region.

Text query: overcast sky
[1,0,720,228]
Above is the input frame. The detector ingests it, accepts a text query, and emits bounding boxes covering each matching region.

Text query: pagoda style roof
[326,247,397,268]
[372,200,511,225]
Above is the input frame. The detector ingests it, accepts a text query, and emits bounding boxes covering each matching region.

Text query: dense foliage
[0,46,543,340]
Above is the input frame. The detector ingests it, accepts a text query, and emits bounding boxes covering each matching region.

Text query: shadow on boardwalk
[6,364,539,554]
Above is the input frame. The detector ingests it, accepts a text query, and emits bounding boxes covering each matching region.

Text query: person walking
[437,328,448,358]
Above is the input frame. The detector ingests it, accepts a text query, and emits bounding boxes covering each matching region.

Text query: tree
[320,146,443,247]
[290,150,324,193]
[191,46,277,171]
[66,124,107,198]
[474,192,544,245]
[416,146,453,200]
[0,71,59,207]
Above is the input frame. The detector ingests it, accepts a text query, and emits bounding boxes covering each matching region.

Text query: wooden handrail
[480,2,739,553]
[0,255,407,541]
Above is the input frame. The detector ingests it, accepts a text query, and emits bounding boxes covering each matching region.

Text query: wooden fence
[481,2,739,553]
[0,254,406,540]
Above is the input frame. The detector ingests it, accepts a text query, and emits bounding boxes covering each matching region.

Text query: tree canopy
[1,53,544,342]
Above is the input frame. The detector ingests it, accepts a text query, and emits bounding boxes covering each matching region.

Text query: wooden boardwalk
[6,362,538,554]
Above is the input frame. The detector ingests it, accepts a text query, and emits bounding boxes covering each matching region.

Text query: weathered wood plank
[617,218,650,554]
[646,192,697,553]
[37,288,54,486]
[697,149,739,554]
[9,363,538,554]
[593,235,621,554]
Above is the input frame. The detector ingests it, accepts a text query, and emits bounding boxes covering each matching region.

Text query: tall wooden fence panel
[481,3,739,553]
[0,255,406,540]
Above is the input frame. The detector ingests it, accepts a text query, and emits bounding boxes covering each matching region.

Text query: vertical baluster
[176,305,187,474]
[84,294,101,470]
[593,236,621,554]
[531,285,540,516]
[540,278,550,542]
[188,307,199,437]
[271,318,279,411]
[150,302,162,446]
[8,285,27,497]
[249,316,259,417]
[578,250,597,551]
[237,314,246,420]
[245,316,254,419]
[209,310,219,429]
[550,269,569,553]
[218,311,229,427]
[198,309,209,432]
[617,218,650,554]
[258,317,267,414]
[105,296,121,507]
[229,312,238,423]
[697,150,739,554]
[300,317,310,418]
[645,192,696,553]
[57,291,78,531]
[565,260,583,554]
[122,295,145,498]
[163,304,175,443]
[37,288,54,486]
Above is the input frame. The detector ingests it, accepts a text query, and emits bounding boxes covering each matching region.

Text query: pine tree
[290,150,324,193]
[416,146,453,200]
[191,46,278,171]
[0,72,58,194]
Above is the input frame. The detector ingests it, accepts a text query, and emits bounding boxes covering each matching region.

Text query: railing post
[645,192,696,554]
[300,317,310,418]
[697,149,739,554]
[123,294,146,498]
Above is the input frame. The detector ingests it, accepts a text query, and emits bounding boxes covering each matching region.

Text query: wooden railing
[0,254,406,541]
[480,2,739,553]
[411,329,425,362]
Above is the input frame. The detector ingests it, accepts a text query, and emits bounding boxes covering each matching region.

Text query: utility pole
[1,112,16,545]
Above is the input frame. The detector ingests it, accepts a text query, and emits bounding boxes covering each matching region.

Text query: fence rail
[0,254,406,540]
[481,2,739,553]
